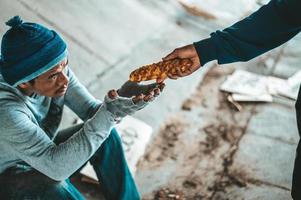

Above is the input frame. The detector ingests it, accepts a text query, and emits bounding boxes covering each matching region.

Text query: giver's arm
[194,0,301,66]
[1,105,114,181]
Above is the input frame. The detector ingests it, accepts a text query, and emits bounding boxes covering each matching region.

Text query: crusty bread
[129,58,193,82]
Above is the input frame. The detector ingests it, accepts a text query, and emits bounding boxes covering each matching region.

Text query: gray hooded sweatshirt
[0,68,114,181]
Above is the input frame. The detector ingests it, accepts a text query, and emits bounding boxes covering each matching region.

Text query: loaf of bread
[129,58,193,82]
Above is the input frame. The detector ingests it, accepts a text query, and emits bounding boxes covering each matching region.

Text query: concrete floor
[0,0,300,199]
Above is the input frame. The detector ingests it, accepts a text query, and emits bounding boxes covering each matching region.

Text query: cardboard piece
[220,69,301,102]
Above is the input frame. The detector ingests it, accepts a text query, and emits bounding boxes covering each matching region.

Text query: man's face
[24,59,69,97]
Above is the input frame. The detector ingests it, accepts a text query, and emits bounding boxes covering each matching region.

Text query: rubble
[153,188,186,200]
[220,69,301,102]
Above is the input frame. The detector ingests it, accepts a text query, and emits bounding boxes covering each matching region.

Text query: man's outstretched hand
[104,81,165,120]
[159,44,201,82]
[117,81,165,100]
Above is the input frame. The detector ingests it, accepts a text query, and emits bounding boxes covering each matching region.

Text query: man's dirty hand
[104,81,165,120]
[117,80,165,99]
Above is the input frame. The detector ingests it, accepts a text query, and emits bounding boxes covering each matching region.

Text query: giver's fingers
[191,55,201,69]
[167,74,178,80]
[108,89,118,99]
[156,76,167,83]
[162,48,179,61]
[167,67,181,79]
[170,65,194,78]
[162,44,196,61]
[166,54,201,80]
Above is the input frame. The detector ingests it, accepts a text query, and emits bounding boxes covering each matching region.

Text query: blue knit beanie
[0,16,67,86]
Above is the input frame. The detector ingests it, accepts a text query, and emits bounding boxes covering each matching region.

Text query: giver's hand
[104,81,165,120]
[160,44,201,81]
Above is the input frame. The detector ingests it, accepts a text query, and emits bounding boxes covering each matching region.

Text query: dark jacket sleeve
[193,0,301,66]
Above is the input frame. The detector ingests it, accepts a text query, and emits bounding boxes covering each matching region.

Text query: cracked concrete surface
[136,66,258,199]
[0,0,299,199]
[134,34,300,199]
[136,61,297,199]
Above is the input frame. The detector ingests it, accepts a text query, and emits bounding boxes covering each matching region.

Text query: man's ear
[18,82,31,89]
[17,82,34,96]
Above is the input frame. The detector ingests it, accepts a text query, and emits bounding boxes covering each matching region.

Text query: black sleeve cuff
[193,38,217,66]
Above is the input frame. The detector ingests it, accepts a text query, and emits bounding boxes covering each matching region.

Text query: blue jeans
[0,124,140,200]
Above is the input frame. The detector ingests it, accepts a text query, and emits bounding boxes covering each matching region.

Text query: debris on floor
[154,188,186,200]
[178,0,216,20]
[136,66,257,199]
[178,0,258,22]
[220,69,301,102]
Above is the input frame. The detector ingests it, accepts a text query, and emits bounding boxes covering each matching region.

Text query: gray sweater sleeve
[1,103,114,181]
[64,68,102,121]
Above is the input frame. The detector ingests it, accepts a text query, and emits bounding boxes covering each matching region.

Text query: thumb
[162,49,178,61]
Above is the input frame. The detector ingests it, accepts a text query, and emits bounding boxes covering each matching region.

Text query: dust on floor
[136,65,258,200]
